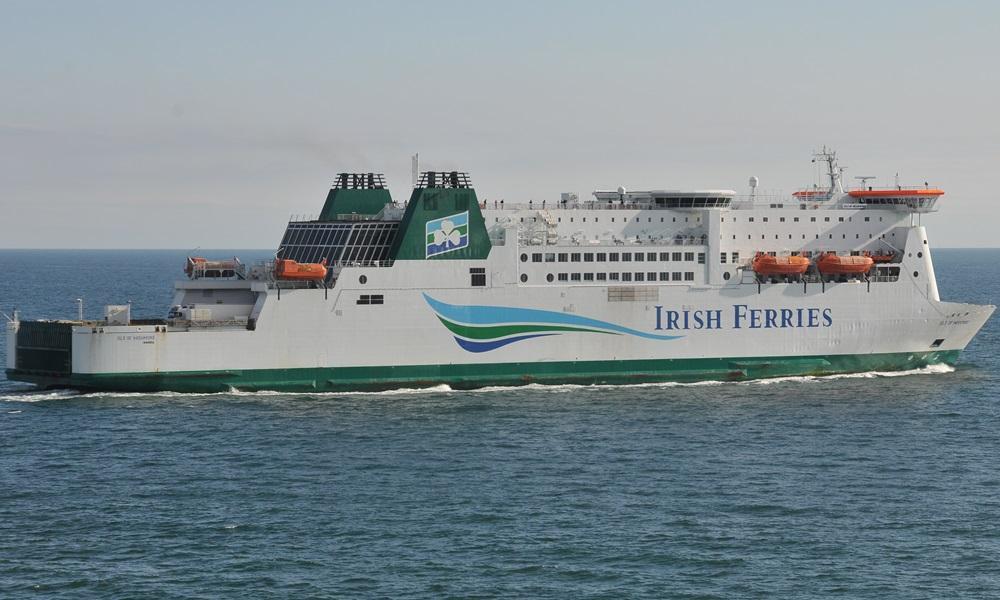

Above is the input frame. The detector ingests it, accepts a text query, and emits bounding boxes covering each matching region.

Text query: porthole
[723,272,731,281]
[913,271,919,278]
[520,273,528,283]
[359,275,367,284]
[546,273,554,282]
[520,253,528,262]
[917,252,923,258]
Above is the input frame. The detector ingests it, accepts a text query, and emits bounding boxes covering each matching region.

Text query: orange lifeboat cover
[751,253,810,276]
[274,258,328,281]
[864,251,896,264]
[816,253,874,275]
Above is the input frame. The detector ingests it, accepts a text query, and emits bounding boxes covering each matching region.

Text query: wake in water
[0,365,956,402]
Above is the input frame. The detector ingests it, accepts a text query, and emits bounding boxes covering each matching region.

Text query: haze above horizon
[2,1,998,248]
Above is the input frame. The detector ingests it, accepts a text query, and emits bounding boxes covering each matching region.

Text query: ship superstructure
[5,150,993,392]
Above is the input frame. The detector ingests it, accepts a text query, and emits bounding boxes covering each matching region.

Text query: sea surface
[1,249,998,599]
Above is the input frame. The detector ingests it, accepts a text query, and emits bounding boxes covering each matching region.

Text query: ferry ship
[5,149,994,392]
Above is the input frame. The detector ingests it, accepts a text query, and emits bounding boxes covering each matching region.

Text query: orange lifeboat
[751,253,810,276]
[274,258,328,281]
[863,250,897,264]
[185,256,239,278]
[816,253,874,275]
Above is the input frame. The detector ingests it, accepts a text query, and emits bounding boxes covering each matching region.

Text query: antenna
[811,146,845,194]
[411,153,419,189]
[749,176,759,201]
[855,175,876,190]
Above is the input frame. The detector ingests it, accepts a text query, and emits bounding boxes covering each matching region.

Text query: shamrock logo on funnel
[426,211,470,258]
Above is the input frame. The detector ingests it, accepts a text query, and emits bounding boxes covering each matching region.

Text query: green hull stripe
[435,316,616,340]
[6,350,961,393]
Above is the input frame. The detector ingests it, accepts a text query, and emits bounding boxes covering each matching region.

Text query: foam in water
[0,364,957,402]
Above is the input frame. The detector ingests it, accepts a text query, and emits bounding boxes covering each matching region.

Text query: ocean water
[1,249,998,598]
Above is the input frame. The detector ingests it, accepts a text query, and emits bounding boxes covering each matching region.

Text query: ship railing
[847,185,939,192]
[331,259,395,269]
[518,235,708,247]
[169,317,250,329]
[288,213,319,222]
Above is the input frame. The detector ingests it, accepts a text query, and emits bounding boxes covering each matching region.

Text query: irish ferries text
[655,305,833,331]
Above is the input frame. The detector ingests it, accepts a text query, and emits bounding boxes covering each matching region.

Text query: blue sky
[1,0,998,247]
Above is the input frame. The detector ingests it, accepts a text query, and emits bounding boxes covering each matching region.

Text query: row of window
[357,294,384,305]
[725,215,882,223]
[531,271,696,283]
[735,232,889,241]
[505,215,700,224]
[522,251,705,264]
[280,222,398,266]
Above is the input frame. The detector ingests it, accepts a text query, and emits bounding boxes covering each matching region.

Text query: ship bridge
[591,189,735,209]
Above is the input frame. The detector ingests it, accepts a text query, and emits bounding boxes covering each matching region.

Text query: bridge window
[357,294,384,305]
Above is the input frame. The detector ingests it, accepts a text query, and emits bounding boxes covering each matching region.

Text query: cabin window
[660,252,670,261]
[685,272,694,281]
[931,338,945,348]
[634,253,644,262]
[546,274,554,282]
[622,272,632,281]
[697,253,705,264]
[558,253,568,262]
[520,274,528,283]
[597,253,607,262]
[545,253,556,262]
[470,267,486,287]
[609,273,620,281]
[609,253,619,262]
[558,273,568,281]
[635,272,645,282]
[647,252,656,261]
[672,252,682,261]
[596,273,607,281]
[571,253,581,262]
[532,253,542,263]
[622,253,632,262]
[520,253,528,262]
[660,272,669,281]
[720,253,728,264]
[672,272,682,281]
[811,217,816,222]
[571,273,581,281]
[732,252,740,262]
[684,252,694,261]
[584,253,594,262]
[357,294,384,305]
[749,217,754,222]
[584,273,594,281]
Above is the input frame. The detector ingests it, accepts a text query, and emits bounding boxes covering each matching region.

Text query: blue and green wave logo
[423,293,683,353]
